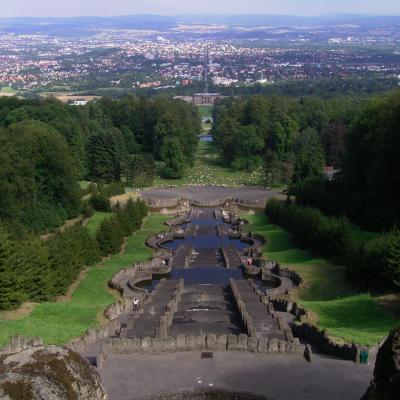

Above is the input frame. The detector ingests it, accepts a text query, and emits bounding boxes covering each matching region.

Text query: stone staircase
[171,245,192,269]
[124,279,182,338]
[222,245,242,269]
[170,284,244,336]
[230,279,292,342]
[190,248,223,268]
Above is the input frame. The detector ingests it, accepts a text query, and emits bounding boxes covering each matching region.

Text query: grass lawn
[85,211,112,235]
[245,213,399,346]
[0,213,166,346]
[79,180,91,190]
[349,224,380,245]
[154,141,264,187]
[0,87,16,93]
[197,105,213,118]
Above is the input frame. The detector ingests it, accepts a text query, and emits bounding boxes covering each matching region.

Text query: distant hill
[0,14,400,36]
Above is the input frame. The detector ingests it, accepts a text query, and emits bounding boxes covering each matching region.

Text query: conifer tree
[0,224,24,310]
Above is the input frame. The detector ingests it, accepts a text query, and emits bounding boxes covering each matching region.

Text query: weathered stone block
[247,336,258,352]
[186,335,196,351]
[130,338,140,353]
[206,334,217,350]
[141,337,152,353]
[278,340,286,353]
[176,334,186,351]
[96,351,107,369]
[268,338,279,353]
[152,338,166,352]
[237,334,248,351]
[257,338,269,353]
[286,342,297,353]
[195,335,206,350]
[164,337,177,352]
[227,335,238,351]
[216,335,227,351]
[296,343,306,354]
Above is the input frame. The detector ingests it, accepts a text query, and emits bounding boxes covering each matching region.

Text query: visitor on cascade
[133,298,140,311]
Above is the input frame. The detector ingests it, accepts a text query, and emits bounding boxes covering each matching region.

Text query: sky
[1,0,400,18]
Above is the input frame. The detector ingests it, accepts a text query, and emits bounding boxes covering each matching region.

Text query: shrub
[266,199,352,264]
[82,201,94,219]
[265,199,400,292]
[90,194,110,212]
[95,199,148,257]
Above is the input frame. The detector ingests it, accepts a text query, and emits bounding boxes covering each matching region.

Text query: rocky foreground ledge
[0,338,107,400]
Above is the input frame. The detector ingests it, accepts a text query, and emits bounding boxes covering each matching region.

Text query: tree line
[295,90,400,231]
[0,198,147,310]
[212,94,363,184]
[0,95,200,234]
[265,199,400,292]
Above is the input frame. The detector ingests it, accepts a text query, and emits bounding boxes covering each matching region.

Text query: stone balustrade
[0,335,43,355]
[67,319,121,354]
[96,333,306,369]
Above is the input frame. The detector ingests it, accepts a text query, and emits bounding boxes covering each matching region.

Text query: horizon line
[1,12,400,19]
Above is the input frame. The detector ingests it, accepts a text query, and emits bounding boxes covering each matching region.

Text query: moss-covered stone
[0,345,107,400]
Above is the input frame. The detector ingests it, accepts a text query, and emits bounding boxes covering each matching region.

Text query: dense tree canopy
[0,95,200,233]
[295,89,400,230]
[212,94,362,185]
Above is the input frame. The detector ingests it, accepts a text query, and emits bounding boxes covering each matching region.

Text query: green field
[349,224,380,245]
[197,105,213,118]
[245,213,399,346]
[0,213,166,346]
[85,211,111,235]
[154,141,264,187]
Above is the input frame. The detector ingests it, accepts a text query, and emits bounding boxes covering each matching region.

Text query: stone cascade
[171,245,193,269]
[109,253,171,299]
[122,279,183,339]
[230,279,294,343]
[196,225,218,235]
[190,248,223,268]
[216,223,228,237]
[169,284,243,336]
[221,245,242,269]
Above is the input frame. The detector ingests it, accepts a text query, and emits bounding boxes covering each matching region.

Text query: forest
[0,95,200,234]
[0,94,199,311]
[213,90,400,229]
[212,94,362,180]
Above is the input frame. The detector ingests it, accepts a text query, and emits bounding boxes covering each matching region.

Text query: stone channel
[75,204,306,366]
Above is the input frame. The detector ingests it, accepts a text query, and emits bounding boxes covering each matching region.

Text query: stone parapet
[96,333,304,368]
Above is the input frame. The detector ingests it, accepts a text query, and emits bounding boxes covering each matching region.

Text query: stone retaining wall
[143,197,267,210]
[292,322,361,362]
[272,263,303,287]
[221,246,231,269]
[96,333,306,369]
[0,335,43,355]
[67,319,121,354]
[155,279,184,338]
[266,293,362,362]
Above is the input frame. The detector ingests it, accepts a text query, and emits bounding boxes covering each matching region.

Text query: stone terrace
[169,284,244,336]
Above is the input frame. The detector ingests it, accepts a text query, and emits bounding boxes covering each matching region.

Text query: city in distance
[0,4,400,400]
